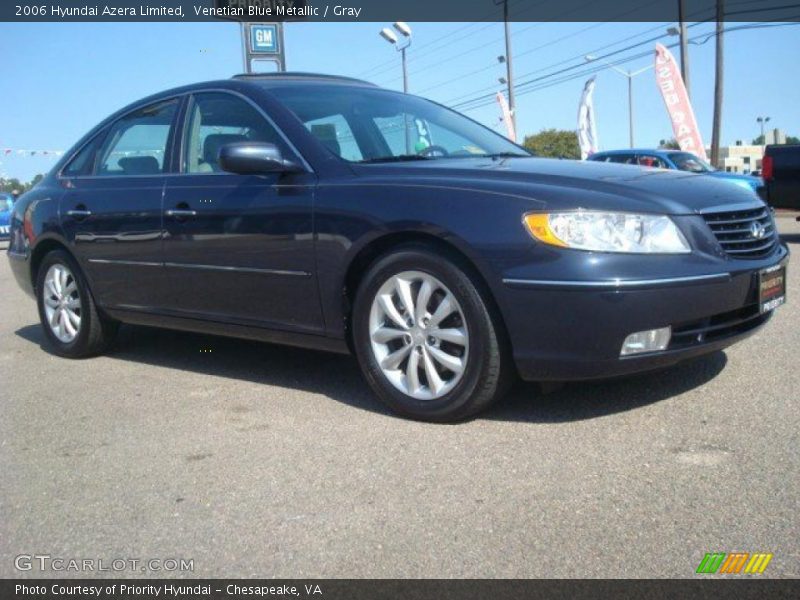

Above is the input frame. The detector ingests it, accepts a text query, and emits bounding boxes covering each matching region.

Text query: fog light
[620,327,671,356]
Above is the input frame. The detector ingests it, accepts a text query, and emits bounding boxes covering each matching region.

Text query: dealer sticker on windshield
[759,264,786,313]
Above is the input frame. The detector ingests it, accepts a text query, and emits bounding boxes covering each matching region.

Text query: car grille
[702,206,777,259]
[670,303,771,349]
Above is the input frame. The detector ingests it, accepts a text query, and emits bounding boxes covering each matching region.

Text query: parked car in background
[588,148,763,194]
[762,144,800,213]
[0,193,15,241]
[5,73,789,421]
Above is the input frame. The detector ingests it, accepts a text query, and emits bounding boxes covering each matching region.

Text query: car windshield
[268,84,529,163]
[0,195,13,211]
[670,152,714,173]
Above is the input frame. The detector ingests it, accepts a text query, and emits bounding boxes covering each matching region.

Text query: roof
[593,148,683,155]
[231,72,377,87]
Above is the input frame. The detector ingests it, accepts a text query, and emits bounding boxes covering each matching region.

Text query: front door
[161,91,322,335]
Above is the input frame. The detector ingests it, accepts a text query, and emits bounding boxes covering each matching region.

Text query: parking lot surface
[2,218,799,578]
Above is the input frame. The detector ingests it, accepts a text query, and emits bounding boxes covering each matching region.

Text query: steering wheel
[418,145,450,158]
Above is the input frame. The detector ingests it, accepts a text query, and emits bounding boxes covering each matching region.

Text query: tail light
[762,155,773,181]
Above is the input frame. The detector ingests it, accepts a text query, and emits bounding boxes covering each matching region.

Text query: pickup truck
[762,144,800,216]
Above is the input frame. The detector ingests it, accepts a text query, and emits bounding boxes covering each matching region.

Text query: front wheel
[352,245,511,422]
[36,249,118,358]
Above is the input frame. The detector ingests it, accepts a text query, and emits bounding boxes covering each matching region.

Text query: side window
[304,114,363,161]
[96,100,178,176]
[608,154,635,164]
[637,155,667,168]
[184,92,291,173]
[62,131,106,177]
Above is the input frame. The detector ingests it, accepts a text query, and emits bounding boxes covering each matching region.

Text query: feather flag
[577,77,599,160]
[654,43,706,160]
[495,92,516,142]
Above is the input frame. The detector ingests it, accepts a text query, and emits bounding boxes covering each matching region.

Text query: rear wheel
[352,245,511,422]
[36,250,118,358]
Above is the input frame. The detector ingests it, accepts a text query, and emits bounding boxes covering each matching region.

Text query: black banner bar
[3,0,800,22]
[3,579,800,600]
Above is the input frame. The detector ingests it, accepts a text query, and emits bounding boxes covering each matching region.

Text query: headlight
[523,211,691,254]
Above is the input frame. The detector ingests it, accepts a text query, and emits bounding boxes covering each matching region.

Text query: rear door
[160,91,323,334]
[60,98,180,311]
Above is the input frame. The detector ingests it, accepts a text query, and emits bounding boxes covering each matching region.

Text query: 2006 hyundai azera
[7,73,788,421]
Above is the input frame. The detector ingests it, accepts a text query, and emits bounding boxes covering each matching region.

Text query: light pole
[379,22,412,93]
[756,116,771,143]
[585,55,653,148]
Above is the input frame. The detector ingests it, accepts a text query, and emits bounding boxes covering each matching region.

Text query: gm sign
[250,24,279,54]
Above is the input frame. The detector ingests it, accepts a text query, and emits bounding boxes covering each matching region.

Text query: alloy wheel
[369,270,469,400]
[42,263,82,343]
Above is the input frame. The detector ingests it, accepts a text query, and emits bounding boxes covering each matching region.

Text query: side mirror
[218,142,303,175]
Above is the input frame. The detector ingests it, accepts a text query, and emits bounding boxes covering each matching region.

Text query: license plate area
[759,264,786,313]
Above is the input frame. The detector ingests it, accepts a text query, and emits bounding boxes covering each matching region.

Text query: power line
[416,1,666,97]
[368,0,587,86]
[454,20,800,113]
[434,0,782,110]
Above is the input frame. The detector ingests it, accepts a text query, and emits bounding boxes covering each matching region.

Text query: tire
[352,244,512,422]
[36,249,118,358]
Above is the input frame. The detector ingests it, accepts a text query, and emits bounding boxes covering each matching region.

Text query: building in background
[716,143,765,174]
[764,128,787,145]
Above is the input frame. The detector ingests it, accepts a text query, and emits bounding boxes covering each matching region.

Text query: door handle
[66,207,92,219]
[166,202,197,219]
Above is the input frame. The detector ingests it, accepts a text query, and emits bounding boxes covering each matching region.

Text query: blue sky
[1,20,798,181]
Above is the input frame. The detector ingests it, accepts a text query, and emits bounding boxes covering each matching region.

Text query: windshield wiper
[357,155,433,164]
[482,152,531,159]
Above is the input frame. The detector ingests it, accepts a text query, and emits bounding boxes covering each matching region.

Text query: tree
[522,129,580,159]
[0,178,24,194]
[659,138,681,149]
[0,174,45,194]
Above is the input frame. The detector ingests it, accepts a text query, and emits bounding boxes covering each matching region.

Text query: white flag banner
[577,77,599,160]
[495,91,516,142]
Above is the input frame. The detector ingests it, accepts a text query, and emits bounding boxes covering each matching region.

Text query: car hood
[707,170,762,186]
[355,157,764,214]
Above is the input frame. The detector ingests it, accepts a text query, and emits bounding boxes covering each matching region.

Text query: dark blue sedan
[588,148,763,193]
[5,74,788,421]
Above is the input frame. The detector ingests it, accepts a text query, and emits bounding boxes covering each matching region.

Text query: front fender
[314,180,540,337]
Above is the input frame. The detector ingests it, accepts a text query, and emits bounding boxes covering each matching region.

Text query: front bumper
[496,244,789,381]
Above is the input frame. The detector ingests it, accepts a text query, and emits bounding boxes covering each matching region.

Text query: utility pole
[678,0,691,98]
[710,0,724,168]
[502,0,517,134]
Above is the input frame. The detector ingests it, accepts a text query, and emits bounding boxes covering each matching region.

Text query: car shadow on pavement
[15,323,727,424]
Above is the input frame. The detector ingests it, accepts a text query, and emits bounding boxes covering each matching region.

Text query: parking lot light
[379,28,398,45]
[379,22,412,93]
[585,54,653,148]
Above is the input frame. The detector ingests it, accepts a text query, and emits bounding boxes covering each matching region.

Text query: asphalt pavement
[1,217,799,578]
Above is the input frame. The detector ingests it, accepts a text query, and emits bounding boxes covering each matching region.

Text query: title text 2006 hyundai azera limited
[6,73,788,421]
